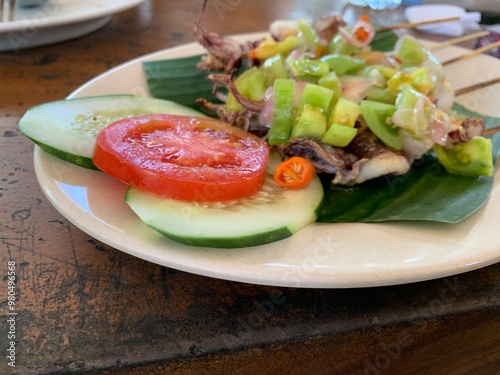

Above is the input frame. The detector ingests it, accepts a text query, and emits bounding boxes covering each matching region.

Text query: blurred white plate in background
[405,4,481,37]
[0,0,146,51]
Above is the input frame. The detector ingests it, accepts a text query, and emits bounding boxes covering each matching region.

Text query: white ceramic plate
[0,0,146,51]
[33,33,500,288]
[404,4,481,37]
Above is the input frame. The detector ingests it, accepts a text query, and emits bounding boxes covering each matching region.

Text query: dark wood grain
[1,1,499,374]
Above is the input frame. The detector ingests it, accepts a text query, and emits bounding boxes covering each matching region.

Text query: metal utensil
[1,0,48,22]
[0,0,16,22]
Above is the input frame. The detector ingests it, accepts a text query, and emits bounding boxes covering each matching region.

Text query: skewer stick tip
[376,16,461,32]
[442,40,500,65]
[429,30,491,51]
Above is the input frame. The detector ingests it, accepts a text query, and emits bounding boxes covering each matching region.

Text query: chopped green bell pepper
[322,124,358,147]
[298,83,334,114]
[226,67,267,112]
[320,54,365,75]
[250,36,300,61]
[291,104,327,139]
[268,78,296,146]
[365,87,398,105]
[298,21,320,53]
[262,55,289,86]
[433,137,493,177]
[360,100,402,150]
[328,97,360,128]
[395,83,421,108]
[328,34,363,56]
[396,36,428,67]
[290,58,330,77]
[318,71,342,110]
[387,67,434,95]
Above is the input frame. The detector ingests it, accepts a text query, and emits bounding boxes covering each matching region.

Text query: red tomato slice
[93,114,269,202]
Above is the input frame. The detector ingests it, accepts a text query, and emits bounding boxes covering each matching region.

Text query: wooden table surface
[1,0,500,374]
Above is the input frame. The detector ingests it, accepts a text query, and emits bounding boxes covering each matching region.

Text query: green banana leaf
[369,30,399,52]
[142,34,499,224]
[143,54,219,108]
[318,131,499,223]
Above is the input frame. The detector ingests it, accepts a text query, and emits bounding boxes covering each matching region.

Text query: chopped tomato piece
[274,156,315,189]
[93,114,269,202]
[354,26,370,42]
[354,16,371,43]
[359,15,370,23]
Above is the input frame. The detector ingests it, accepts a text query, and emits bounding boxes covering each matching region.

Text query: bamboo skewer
[455,77,500,97]
[376,16,461,32]
[441,40,500,65]
[483,126,500,136]
[429,31,491,51]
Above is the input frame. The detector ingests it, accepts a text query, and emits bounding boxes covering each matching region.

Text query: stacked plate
[0,0,146,51]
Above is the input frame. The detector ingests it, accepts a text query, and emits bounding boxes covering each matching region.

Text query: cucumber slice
[18,95,204,170]
[125,154,324,248]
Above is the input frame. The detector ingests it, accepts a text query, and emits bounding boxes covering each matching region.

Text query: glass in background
[342,0,413,27]
[347,0,402,10]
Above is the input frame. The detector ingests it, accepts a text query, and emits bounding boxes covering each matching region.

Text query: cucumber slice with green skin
[125,154,325,248]
[17,95,205,170]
